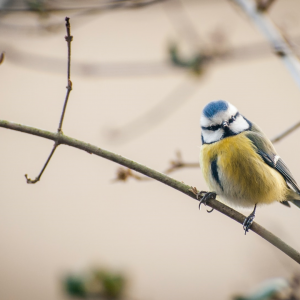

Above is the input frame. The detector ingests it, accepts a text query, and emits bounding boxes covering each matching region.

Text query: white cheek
[230,116,249,133]
[202,129,223,144]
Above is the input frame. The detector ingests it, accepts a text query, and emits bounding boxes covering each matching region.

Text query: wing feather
[245,124,300,195]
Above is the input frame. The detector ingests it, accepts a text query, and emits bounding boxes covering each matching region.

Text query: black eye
[209,124,221,131]
[229,115,236,124]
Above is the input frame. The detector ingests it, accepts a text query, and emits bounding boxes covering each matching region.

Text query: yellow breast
[199,132,287,207]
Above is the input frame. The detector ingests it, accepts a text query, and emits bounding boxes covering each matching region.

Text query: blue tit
[199,100,300,234]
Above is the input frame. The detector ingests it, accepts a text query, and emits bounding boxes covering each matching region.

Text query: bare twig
[271,120,300,143]
[25,17,73,184]
[1,119,300,264]
[112,150,199,182]
[164,150,199,174]
[25,142,58,184]
[58,17,73,133]
[112,167,149,182]
[230,0,300,89]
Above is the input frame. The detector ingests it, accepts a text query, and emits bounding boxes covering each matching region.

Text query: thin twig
[112,167,150,182]
[25,17,73,184]
[1,119,300,264]
[230,0,300,89]
[58,17,73,133]
[112,150,200,182]
[164,150,199,174]
[165,161,199,173]
[25,142,58,184]
[271,120,300,143]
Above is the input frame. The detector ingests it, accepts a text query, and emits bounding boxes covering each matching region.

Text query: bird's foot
[242,204,257,235]
[196,190,207,200]
[198,192,216,211]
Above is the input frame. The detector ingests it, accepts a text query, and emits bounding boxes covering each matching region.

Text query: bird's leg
[198,192,216,210]
[242,204,257,235]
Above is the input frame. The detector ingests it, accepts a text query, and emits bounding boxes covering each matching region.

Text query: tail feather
[280,201,291,207]
[291,200,300,209]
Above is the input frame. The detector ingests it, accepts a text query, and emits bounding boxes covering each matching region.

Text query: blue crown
[203,100,228,118]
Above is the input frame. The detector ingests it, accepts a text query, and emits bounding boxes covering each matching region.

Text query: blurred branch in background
[164,150,199,173]
[0,0,165,13]
[113,150,198,182]
[230,0,300,89]
[104,76,200,144]
[1,43,179,77]
[64,266,126,299]
[163,0,205,51]
[2,34,300,80]
[112,167,149,182]
[0,0,166,32]
[271,120,300,144]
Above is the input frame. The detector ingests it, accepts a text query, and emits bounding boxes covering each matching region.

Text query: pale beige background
[1,1,300,300]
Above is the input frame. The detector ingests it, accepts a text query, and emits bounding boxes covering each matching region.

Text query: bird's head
[200,100,251,144]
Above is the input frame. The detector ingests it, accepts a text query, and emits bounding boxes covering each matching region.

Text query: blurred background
[1,0,300,299]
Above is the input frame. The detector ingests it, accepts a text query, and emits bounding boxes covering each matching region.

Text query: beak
[222,121,229,129]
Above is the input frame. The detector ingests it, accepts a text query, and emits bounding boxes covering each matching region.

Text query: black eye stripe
[201,124,221,131]
[201,112,240,131]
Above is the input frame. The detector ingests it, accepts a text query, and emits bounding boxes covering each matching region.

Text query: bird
[199,100,300,234]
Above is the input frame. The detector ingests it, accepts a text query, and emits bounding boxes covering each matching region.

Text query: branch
[230,0,300,89]
[58,17,73,133]
[1,119,300,264]
[271,120,300,143]
[164,150,199,174]
[25,16,73,184]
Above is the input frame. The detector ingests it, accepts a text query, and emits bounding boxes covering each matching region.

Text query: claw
[198,192,216,210]
[206,208,214,213]
[242,204,257,235]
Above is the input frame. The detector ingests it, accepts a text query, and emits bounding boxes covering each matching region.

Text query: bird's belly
[200,133,287,208]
